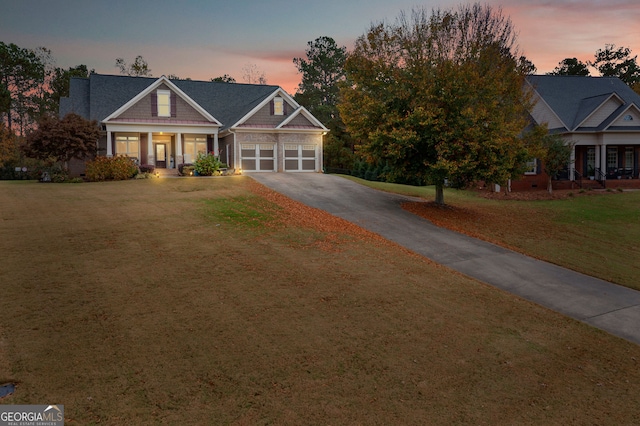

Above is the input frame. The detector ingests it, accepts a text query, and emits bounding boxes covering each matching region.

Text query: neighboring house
[514,75,640,190]
[59,74,328,175]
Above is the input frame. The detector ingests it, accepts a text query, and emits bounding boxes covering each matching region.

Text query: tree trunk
[547,176,553,194]
[435,184,445,205]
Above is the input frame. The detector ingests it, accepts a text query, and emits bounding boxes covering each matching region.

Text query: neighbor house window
[625,147,634,171]
[623,114,633,121]
[115,135,139,159]
[273,97,284,115]
[587,147,596,175]
[524,158,537,175]
[607,147,618,171]
[157,90,171,117]
[184,136,207,162]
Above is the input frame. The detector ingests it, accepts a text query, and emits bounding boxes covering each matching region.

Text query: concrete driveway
[249,172,640,345]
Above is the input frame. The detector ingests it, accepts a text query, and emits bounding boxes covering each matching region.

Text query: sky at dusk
[1,0,639,94]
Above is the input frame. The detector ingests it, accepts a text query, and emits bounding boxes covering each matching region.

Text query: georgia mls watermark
[0,405,64,426]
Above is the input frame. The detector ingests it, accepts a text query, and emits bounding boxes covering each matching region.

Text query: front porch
[104,128,219,170]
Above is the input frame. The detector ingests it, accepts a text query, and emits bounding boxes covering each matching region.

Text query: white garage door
[284,144,317,172]
[241,144,275,172]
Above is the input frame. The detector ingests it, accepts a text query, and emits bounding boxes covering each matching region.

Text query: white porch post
[570,145,576,181]
[601,144,607,178]
[148,132,154,165]
[176,133,183,166]
[106,131,113,157]
[213,133,219,156]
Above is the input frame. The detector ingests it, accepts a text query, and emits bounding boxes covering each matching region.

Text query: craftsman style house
[515,75,640,190]
[59,74,328,174]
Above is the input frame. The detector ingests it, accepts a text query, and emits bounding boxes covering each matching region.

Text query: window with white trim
[273,97,284,115]
[524,158,537,175]
[157,90,171,117]
[115,135,139,159]
[184,136,207,163]
[607,147,618,171]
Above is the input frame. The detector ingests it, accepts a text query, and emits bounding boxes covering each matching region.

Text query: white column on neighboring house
[106,131,113,157]
[148,132,154,165]
[570,145,576,181]
[213,133,219,156]
[176,132,183,166]
[601,144,607,178]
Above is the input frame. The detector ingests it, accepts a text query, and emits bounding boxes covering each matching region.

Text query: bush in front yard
[178,163,193,176]
[86,156,138,181]
[139,164,155,174]
[193,153,222,176]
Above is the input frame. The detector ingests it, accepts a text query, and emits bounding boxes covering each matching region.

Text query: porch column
[601,144,607,178]
[176,133,183,166]
[148,132,154,165]
[213,133,219,156]
[570,146,576,181]
[106,132,113,157]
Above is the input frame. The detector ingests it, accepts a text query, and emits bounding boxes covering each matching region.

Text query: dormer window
[623,114,633,121]
[273,97,284,116]
[157,90,171,117]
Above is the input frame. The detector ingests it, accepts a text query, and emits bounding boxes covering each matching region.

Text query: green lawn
[1,178,639,424]
[344,176,640,290]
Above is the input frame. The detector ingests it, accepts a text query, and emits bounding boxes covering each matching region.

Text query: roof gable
[526,75,640,132]
[605,104,640,130]
[104,76,221,125]
[575,93,624,129]
[277,106,328,130]
[227,88,325,131]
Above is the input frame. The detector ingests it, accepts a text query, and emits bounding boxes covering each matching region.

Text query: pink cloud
[501,1,640,73]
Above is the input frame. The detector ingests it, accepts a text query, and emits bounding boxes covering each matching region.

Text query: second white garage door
[284,144,317,172]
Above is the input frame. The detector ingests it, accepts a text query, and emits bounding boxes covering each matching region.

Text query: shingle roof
[60,74,280,131]
[526,75,640,131]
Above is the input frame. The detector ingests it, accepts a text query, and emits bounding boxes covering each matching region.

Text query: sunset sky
[1,0,639,94]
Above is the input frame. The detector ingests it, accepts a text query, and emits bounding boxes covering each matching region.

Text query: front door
[155,144,167,168]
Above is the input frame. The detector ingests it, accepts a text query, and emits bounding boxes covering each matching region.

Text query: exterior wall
[602,132,640,145]
[530,95,564,129]
[611,108,640,126]
[582,97,623,127]
[97,133,108,156]
[287,114,315,126]
[117,84,205,122]
[242,102,291,127]
[568,133,598,146]
[218,134,235,168]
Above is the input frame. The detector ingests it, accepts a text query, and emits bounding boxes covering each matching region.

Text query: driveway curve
[249,172,640,345]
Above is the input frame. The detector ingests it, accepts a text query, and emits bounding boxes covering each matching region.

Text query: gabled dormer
[575,93,625,130]
[103,76,222,126]
[605,104,640,130]
[232,89,327,130]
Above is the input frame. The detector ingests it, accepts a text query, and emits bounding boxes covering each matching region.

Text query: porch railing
[595,168,606,189]
[573,169,583,189]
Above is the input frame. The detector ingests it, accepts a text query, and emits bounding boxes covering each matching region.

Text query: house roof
[526,75,640,132]
[60,74,286,131]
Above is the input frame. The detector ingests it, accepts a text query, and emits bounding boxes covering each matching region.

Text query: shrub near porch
[85,156,138,181]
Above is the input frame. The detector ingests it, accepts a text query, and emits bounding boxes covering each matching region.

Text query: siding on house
[116,84,207,122]
[581,97,623,128]
[242,100,293,127]
[611,109,640,127]
[530,94,564,130]
[286,113,316,127]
